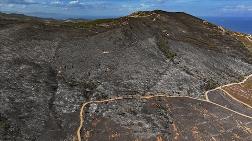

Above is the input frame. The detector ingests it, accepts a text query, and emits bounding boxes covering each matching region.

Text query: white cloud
[51,1,63,5]
[223,5,252,12]
[69,0,79,5]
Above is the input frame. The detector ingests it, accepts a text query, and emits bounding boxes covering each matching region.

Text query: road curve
[74,74,252,141]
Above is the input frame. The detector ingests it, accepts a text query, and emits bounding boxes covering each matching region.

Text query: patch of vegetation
[0,115,9,132]
[68,78,99,100]
[204,79,219,90]
[184,36,215,48]
[238,75,245,82]
[157,39,177,59]
[0,121,6,129]
[235,35,252,53]
[61,18,118,29]
[130,11,151,17]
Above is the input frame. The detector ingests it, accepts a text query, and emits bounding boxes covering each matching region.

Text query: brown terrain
[222,75,252,107]
[207,89,252,117]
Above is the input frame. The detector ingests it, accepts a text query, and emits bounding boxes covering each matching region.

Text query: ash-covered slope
[0,10,252,141]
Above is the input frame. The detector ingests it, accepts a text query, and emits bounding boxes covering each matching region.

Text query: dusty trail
[205,74,252,109]
[74,74,252,141]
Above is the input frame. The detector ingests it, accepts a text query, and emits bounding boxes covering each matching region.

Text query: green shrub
[157,39,177,59]
[61,18,117,29]
[205,79,218,90]
[238,75,245,82]
[0,116,9,131]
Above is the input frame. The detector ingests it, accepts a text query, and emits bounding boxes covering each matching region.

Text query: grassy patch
[130,11,151,17]
[243,77,252,89]
[157,39,177,59]
[61,18,118,29]
[204,79,219,90]
[0,121,7,129]
[238,75,245,82]
[0,116,9,132]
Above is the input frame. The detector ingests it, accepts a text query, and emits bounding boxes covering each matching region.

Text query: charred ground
[0,10,252,141]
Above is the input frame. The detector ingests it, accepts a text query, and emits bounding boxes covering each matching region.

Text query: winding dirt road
[74,74,252,141]
[205,74,252,109]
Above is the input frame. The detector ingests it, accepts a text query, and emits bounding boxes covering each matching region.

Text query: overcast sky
[0,0,252,19]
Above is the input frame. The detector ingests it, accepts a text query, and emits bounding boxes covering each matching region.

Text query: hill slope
[0,10,252,141]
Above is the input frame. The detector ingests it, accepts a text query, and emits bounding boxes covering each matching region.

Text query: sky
[0,0,252,19]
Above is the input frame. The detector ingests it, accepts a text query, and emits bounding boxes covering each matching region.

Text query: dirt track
[74,74,252,141]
